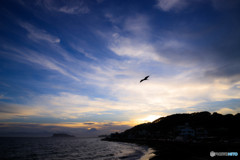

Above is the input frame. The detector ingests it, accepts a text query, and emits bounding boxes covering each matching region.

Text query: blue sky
[0,0,240,136]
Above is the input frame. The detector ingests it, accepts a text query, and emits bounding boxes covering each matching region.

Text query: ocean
[0,137,155,160]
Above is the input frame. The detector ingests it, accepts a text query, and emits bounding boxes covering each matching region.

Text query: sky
[0,0,240,137]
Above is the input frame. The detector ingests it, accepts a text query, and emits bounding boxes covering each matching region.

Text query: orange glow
[135,115,160,123]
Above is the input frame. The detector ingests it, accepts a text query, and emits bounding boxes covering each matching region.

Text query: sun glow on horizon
[136,115,161,123]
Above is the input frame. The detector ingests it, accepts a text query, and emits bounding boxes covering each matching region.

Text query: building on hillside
[176,123,195,141]
[177,123,195,136]
[175,123,208,141]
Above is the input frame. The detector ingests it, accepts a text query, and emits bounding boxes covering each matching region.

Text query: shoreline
[103,138,240,160]
[139,148,156,160]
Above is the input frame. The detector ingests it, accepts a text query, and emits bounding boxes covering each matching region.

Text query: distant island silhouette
[103,111,240,160]
[51,133,75,138]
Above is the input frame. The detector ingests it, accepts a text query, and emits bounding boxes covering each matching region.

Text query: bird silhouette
[140,75,150,83]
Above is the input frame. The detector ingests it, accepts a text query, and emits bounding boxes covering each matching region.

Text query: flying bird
[140,75,150,83]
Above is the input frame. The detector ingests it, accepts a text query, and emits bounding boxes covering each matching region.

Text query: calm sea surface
[0,137,155,160]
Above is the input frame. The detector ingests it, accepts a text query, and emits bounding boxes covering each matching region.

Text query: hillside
[107,111,240,141]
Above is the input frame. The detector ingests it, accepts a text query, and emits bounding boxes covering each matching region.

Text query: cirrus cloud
[19,21,60,43]
[37,0,89,14]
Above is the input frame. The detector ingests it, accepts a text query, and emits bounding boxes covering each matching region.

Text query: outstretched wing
[145,76,149,79]
[140,79,144,83]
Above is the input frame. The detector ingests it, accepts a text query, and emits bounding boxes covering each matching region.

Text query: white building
[177,123,195,137]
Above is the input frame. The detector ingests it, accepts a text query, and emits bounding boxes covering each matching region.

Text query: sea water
[0,137,155,160]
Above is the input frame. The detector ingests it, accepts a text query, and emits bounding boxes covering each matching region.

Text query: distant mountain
[106,111,240,141]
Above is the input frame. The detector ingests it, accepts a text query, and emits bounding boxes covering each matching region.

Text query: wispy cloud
[109,37,166,62]
[124,15,150,36]
[19,21,60,43]
[37,0,89,14]
[107,14,167,63]
[188,99,240,114]
[217,108,239,114]
[155,0,240,12]
[105,14,201,67]
[0,102,42,119]
[70,44,97,61]
[23,53,80,81]
[155,0,189,12]
[1,45,80,81]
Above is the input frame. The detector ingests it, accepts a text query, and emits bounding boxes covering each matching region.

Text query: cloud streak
[37,0,89,14]
[70,43,97,61]
[155,0,189,12]
[1,45,81,81]
[19,22,60,43]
